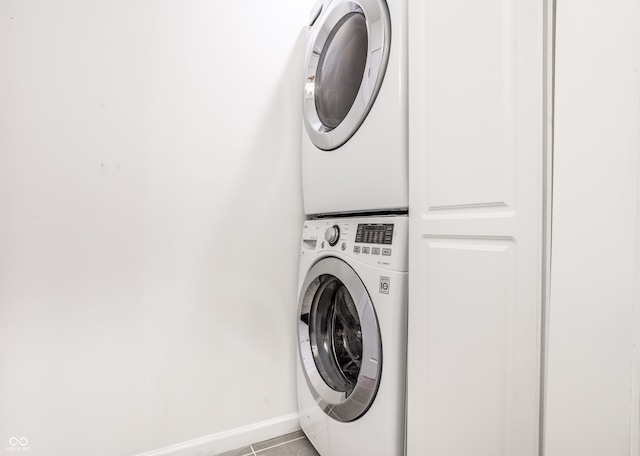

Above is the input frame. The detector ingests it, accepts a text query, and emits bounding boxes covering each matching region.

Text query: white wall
[0,1,309,455]
[544,0,640,454]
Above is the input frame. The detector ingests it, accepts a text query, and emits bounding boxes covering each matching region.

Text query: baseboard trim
[135,412,300,456]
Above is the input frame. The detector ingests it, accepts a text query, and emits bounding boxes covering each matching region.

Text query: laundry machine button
[324,225,340,246]
[382,248,392,256]
[371,247,381,255]
[362,247,370,254]
[353,246,361,253]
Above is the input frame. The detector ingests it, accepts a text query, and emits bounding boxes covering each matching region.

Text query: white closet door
[544,1,640,455]
[406,0,546,455]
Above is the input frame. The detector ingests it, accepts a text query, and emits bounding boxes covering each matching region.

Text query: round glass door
[303,0,391,151]
[314,12,368,130]
[298,257,382,422]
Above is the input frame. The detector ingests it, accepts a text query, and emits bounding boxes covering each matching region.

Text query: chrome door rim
[303,0,391,151]
[298,257,382,422]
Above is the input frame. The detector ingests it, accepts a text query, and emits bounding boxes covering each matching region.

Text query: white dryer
[301,0,408,216]
[296,216,408,456]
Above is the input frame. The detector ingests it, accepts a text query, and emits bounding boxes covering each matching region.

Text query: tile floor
[215,430,320,456]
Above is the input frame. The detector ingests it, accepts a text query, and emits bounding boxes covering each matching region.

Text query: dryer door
[303,0,391,151]
[298,257,382,422]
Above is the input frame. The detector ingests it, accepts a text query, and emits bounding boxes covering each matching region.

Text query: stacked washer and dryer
[296,0,408,455]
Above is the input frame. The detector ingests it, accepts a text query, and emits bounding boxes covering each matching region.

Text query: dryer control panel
[300,216,408,272]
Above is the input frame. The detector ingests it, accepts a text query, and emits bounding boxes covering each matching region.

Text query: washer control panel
[300,216,408,272]
[355,223,394,245]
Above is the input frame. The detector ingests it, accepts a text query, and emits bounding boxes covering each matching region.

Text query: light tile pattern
[214,431,320,456]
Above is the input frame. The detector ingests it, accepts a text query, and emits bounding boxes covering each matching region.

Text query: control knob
[324,225,340,246]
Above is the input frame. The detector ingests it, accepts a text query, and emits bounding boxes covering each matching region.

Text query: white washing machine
[301,0,408,216]
[296,216,408,455]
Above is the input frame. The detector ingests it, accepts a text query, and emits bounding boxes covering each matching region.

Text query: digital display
[355,224,394,245]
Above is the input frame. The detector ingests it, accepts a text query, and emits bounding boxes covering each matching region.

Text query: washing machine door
[303,0,391,151]
[298,257,382,422]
